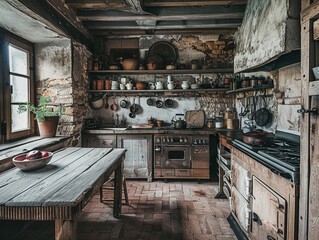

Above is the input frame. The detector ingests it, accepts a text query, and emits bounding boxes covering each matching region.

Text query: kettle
[171,114,187,129]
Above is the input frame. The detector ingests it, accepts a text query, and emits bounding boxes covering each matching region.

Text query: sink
[100,128,127,130]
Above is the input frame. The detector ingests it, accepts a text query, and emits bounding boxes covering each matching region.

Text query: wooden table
[0,147,126,240]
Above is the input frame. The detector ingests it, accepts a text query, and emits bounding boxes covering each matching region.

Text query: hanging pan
[255,96,272,126]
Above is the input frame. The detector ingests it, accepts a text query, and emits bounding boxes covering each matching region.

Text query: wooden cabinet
[82,134,116,148]
[117,135,152,181]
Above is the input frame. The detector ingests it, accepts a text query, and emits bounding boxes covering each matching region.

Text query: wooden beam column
[55,219,77,240]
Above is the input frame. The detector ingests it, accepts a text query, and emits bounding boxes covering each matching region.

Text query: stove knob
[180,138,183,143]
[169,137,173,143]
[156,138,161,143]
[156,160,160,165]
[198,140,202,145]
[202,139,206,144]
[184,138,188,143]
[194,140,198,145]
[163,138,167,143]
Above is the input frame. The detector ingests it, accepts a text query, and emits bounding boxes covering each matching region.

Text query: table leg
[55,219,77,240]
[113,159,124,218]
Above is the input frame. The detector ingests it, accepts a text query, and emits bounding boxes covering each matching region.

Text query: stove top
[231,131,300,183]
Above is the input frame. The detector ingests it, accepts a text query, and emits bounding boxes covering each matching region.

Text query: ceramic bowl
[13,152,53,171]
[91,98,104,109]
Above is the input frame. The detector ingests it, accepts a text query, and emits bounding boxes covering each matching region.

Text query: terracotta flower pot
[37,116,59,138]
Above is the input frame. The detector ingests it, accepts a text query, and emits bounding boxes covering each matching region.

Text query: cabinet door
[251,176,286,240]
[231,186,250,232]
[82,134,116,148]
[117,135,152,181]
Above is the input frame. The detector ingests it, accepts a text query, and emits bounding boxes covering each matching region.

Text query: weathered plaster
[235,64,301,134]
[0,1,66,43]
[234,0,300,72]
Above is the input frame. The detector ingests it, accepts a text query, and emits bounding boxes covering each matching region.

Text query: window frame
[1,32,35,141]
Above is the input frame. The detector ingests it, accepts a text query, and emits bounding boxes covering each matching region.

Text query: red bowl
[12,152,53,171]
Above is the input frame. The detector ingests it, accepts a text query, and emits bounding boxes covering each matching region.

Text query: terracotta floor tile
[9,181,236,240]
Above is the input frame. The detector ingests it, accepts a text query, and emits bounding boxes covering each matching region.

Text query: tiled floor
[15,180,236,240]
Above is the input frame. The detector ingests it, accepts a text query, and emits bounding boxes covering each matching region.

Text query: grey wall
[234,0,300,73]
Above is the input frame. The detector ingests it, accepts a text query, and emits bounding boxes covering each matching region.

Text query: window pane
[11,105,29,132]
[10,75,29,103]
[9,45,28,75]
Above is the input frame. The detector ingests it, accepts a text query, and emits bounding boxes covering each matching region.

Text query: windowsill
[0,136,71,172]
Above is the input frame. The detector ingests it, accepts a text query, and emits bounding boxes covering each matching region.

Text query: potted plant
[18,97,65,138]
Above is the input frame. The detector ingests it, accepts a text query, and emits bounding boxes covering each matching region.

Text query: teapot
[155,81,164,90]
[171,114,187,129]
[148,82,155,90]
[126,82,134,90]
[166,82,176,90]
[181,81,190,90]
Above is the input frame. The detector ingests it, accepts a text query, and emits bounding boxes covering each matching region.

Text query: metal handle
[252,212,262,225]
[297,108,318,115]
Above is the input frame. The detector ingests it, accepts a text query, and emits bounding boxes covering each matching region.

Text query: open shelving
[226,84,274,94]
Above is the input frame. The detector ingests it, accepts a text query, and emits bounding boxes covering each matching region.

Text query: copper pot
[136,82,147,90]
[104,80,111,90]
[243,131,274,146]
[121,59,139,70]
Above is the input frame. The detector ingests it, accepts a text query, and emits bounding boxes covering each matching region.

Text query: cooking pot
[136,82,147,90]
[171,114,187,129]
[164,99,174,108]
[120,99,128,108]
[121,59,139,70]
[243,131,274,146]
[156,99,163,108]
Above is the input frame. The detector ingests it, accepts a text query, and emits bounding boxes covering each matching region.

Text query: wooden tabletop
[0,147,126,208]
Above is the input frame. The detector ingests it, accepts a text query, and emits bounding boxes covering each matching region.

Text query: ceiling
[65,0,247,37]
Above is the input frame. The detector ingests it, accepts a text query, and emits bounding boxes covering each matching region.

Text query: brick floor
[13,180,237,240]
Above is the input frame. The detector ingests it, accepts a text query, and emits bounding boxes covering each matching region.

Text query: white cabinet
[117,135,152,181]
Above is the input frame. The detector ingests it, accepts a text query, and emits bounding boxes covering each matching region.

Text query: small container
[97,80,104,90]
[91,80,97,90]
[215,117,224,129]
[258,76,265,86]
[94,57,99,71]
[207,119,215,128]
[251,76,257,87]
[242,77,250,88]
[87,59,93,71]
[104,80,111,90]
[225,107,235,119]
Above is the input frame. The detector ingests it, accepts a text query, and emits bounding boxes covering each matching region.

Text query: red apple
[41,151,49,158]
[26,150,42,160]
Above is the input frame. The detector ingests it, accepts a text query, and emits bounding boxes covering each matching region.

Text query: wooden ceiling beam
[78,12,244,21]
[144,1,247,7]
[65,0,127,9]
[91,28,237,36]
[87,23,241,30]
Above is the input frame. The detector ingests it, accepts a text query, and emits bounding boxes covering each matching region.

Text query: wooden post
[55,219,77,240]
[113,158,124,218]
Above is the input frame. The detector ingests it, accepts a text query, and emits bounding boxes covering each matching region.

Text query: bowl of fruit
[12,150,53,171]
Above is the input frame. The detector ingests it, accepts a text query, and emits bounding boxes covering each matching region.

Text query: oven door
[232,160,251,201]
[250,176,286,240]
[163,146,190,169]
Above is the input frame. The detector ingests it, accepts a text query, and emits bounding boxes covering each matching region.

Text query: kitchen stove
[231,131,300,183]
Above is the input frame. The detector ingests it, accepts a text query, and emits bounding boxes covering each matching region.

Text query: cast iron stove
[231,131,300,183]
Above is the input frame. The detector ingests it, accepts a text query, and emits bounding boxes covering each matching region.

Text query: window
[0,32,34,141]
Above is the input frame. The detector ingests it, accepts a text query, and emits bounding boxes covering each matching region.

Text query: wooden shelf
[88,88,229,96]
[226,84,274,94]
[87,68,233,74]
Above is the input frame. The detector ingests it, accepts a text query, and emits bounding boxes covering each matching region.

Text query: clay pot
[136,82,147,90]
[147,55,163,70]
[121,59,139,70]
[97,80,104,90]
[37,116,59,138]
[104,80,111,90]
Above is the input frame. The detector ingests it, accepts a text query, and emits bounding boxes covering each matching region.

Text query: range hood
[234,0,300,73]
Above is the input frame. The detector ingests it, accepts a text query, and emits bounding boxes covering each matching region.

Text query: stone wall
[35,39,91,144]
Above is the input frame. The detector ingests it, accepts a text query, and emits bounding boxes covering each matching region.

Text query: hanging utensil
[255,95,272,126]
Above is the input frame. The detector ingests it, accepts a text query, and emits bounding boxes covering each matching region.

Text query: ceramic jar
[126,82,133,90]
[111,81,119,90]
[155,81,164,90]
[181,81,190,90]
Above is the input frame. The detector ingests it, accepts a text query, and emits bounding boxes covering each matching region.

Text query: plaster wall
[236,64,301,134]
[234,0,300,72]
